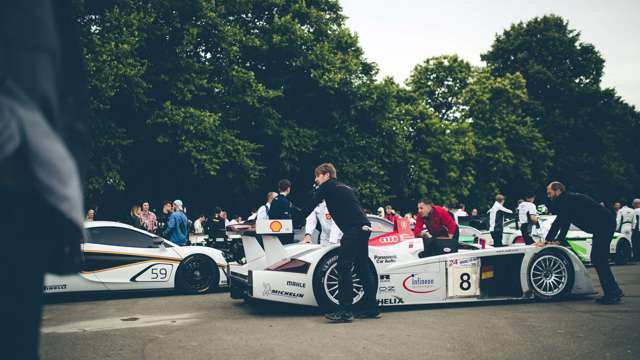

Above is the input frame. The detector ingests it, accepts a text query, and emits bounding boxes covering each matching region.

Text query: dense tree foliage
[482,14,640,203]
[75,2,639,219]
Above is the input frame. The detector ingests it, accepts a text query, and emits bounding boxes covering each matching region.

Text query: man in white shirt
[255,192,277,220]
[303,201,343,245]
[454,203,468,217]
[488,194,513,247]
[631,198,640,261]
[517,193,537,245]
[616,201,635,239]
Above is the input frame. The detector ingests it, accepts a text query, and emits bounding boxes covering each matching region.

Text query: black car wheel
[176,255,219,294]
[527,249,575,300]
[312,253,366,311]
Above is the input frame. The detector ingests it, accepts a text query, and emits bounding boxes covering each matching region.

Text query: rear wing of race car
[242,220,292,267]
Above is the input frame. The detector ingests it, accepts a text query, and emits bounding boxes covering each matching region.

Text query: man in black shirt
[302,163,379,322]
[268,179,295,245]
[545,182,623,304]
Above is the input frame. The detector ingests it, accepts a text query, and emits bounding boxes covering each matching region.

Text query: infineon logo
[402,274,439,294]
[270,221,283,232]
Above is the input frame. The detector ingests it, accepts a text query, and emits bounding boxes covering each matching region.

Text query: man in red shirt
[414,198,459,257]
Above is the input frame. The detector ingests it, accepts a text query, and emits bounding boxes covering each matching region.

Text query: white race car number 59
[136,264,174,282]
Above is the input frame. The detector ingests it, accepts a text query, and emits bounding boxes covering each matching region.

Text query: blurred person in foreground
[0,1,87,358]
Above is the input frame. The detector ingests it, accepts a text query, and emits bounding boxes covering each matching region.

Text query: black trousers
[337,228,377,312]
[591,226,621,296]
[520,223,535,245]
[0,190,54,360]
[632,230,640,261]
[491,230,504,247]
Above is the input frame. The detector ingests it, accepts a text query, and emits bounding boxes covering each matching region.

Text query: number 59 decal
[134,264,174,282]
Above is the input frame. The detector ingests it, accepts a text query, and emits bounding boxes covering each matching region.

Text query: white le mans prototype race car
[228,220,596,310]
[44,221,228,295]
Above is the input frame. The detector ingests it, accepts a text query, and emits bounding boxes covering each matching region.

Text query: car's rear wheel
[312,253,365,311]
[176,255,219,294]
[615,239,632,265]
[527,249,574,300]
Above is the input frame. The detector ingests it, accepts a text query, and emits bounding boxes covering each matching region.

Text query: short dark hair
[524,192,536,199]
[549,181,565,192]
[314,163,337,178]
[418,198,433,205]
[163,200,172,206]
[278,179,291,192]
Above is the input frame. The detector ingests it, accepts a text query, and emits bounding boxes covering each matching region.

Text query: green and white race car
[479,215,633,265]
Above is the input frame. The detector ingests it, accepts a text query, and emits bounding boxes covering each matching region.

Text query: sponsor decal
[325,213,332,220]
[43,284,67,291]
[269,221,283,232]
[449,258,479,268]
[378,286,395,293]
[374,255,397,264]
[262,282,304,299]
[379,274,391,283]
[402,274,440,294]
[481,265,494,280]
[286,280,306,289]
[378,296,404,305]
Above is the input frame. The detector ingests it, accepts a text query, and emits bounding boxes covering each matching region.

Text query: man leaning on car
[545,181,623,304]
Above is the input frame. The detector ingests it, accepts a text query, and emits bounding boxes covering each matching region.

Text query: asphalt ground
[41,264,640,360]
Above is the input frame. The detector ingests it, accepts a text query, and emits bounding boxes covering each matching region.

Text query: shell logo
[269,221,283,232]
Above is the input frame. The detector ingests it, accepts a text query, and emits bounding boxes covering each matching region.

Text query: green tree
[482,14,640,201]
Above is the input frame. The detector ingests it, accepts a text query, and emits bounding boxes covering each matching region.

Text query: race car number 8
[459,273,471,291]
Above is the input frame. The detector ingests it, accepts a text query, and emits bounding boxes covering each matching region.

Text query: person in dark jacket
[268,179,294,244]
[545,182,623,304]
[302,163,379,322]
[0,1,87,358]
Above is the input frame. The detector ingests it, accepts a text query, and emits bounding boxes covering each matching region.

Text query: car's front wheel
[615,239,632,265]
[176,255,219,294]
[527,249,575,300]
[312,253,366,311]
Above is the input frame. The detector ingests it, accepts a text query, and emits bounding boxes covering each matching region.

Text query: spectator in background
[269,179,294,244]
[129,205,142,228]
[255,191,277,221]
[404,212,416,226]
[164,200,189,246]
[377,207,385,218]
[85,209,96,222]
[517,193,537,245]
[488,194,513,247]
[384,205,400,223]
[157,200,173,234]
[613,201,622,214]
[470,208,479,217]
[139,201,157,233]
[616,200,635,240]
[193,214,206,234]
[247,208,258,221]
[229,215,243,225]
[632,198,640,261]
[454,204,468,217]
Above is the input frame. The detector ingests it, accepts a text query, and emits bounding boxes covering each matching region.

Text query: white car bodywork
[229,220,595,309]
[479,215,632,264]
[44,221,227,294]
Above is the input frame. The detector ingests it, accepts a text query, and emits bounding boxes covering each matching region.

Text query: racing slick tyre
[312,253,370,311]
[527,249,575,301]
[176,255,219,294]
[614,239,632,265]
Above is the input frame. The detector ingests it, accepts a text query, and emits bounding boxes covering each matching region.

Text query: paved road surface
[41,264,640,360]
